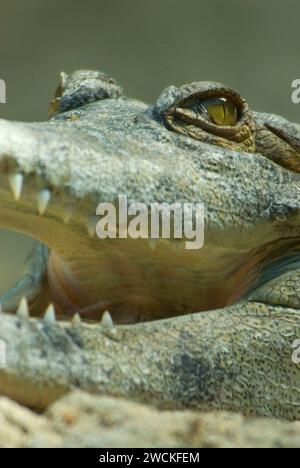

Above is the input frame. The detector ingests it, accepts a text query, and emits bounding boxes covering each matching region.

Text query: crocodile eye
[182,96,240,128]
[159,82,256,152]
[199,98,238,126]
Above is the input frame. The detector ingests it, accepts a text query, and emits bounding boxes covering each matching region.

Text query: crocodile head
[1,70,300,324]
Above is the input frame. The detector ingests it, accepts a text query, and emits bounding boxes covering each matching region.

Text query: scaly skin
[0,70,299,419]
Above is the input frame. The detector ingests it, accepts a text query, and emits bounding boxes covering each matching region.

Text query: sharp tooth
[71,313,81,326]
[148,239,158,250]
[101,310,114,329]
[9,173,23,200]
[17,297,29,319]
[171,240,182,252]
[63,205,74,224]
[86,215,98,238]
[43,304,56,324]
[37,189,51,215]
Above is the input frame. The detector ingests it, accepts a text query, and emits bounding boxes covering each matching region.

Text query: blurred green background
[0,0,299,295]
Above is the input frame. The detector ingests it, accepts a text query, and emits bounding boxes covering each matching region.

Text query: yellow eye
[201,98,238,126]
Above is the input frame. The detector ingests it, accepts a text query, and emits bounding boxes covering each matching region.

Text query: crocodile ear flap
[49,70,123,116]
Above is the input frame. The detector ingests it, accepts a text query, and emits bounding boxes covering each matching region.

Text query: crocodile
[0,70,299,420]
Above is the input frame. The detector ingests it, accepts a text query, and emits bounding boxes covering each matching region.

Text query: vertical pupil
[199,98,238,126]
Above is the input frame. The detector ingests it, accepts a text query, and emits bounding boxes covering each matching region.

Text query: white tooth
[148,239,158,250]
[63,205,74,224]
[9,173,23,200]
[86,215,98,238]
[17,297,29,319]
[171,240,182,252]
[43,304,56,324]
[37,189,51,215]
[101,310,114,329]
[71,313,81,326]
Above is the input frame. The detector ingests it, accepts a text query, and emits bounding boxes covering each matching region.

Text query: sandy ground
[1,391,300,448]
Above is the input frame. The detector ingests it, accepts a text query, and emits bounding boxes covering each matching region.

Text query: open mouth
[1,154,300,326]
[0,161,234,324]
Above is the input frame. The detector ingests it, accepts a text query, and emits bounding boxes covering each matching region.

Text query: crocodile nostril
[49,70,123,116]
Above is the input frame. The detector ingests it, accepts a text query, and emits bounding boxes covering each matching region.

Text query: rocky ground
[0,391,300,448]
